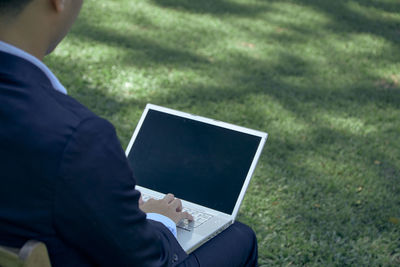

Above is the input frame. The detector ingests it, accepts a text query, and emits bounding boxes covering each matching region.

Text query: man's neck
[0,14,49,60]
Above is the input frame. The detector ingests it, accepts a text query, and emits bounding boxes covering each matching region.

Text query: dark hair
[0,0,33,15]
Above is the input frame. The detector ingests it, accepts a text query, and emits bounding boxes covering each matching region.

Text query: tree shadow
[272,0,400,45]
[149,0,400,46]
[150,0,270,16]
[68,16,207,68]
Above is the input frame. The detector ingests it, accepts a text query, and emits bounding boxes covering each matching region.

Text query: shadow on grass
[150,0,270,16]
[149,0,400,45]
[69,16,207,68]
[68,0,400,110]
[66,17,400,111]
[277,0,400,44]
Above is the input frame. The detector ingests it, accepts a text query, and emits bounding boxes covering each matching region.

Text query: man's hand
[139,193,194,224]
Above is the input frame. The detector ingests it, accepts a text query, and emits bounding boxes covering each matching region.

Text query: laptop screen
[127,109,262,214]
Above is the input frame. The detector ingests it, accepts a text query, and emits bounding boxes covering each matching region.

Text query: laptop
[125,104,268,253]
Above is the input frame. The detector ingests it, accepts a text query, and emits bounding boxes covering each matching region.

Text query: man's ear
[50,0,65,12]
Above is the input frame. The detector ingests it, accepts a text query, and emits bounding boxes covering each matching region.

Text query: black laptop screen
[127,109,262,214]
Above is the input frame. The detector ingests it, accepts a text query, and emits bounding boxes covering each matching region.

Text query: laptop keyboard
[141,193,213,231]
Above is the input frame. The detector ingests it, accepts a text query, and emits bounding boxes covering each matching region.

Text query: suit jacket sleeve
[53,116,187,266]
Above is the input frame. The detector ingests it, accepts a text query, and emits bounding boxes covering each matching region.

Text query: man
[0,0,258,266]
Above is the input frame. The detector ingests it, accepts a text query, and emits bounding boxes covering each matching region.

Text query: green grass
[45,0,400,265]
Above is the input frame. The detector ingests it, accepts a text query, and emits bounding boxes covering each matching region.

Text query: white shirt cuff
[146,213,177,238]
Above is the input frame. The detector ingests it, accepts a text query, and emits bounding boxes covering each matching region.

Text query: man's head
[0,0,83,59]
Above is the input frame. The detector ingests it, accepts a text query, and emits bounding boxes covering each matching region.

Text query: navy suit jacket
[0,51,187,266]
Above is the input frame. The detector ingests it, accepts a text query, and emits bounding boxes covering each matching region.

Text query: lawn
[45,0,400,265]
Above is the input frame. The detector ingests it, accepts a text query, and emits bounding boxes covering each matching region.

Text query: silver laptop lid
[126,104,267,218]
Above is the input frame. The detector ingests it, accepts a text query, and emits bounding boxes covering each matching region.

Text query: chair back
[0,240,51,267]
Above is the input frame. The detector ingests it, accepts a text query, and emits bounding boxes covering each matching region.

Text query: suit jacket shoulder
[0,52,187,267]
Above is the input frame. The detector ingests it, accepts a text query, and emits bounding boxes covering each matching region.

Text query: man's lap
[180,221,258,267]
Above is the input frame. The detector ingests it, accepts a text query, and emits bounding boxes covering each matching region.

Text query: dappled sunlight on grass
[45,0,400,265]
[346,1,399,21]
[318,112,377,135]
[266,2,332,28]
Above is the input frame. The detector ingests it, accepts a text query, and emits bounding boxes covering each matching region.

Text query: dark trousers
[180,222,258,267]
